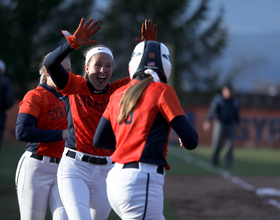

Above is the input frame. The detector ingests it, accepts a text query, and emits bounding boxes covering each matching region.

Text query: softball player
[15,55,71,220]
[93,41,198,220]
[44,18,157,220]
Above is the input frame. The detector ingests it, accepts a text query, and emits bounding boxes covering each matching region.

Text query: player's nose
[100,65,107,73]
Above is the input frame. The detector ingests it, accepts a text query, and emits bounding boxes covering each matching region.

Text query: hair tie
[39,69,44,75]
[144,69,160,82]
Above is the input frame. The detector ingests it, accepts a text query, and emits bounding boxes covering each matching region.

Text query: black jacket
[206,94,239,125]
[0,74,14,128]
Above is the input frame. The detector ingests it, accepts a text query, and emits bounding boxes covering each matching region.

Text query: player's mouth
[97,75,106,84]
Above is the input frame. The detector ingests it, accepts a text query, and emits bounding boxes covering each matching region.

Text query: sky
[210,0,280,35]
[206,0,280,93]
[95,0,280,94]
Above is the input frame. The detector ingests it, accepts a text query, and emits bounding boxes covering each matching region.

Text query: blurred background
[1,0,280,148]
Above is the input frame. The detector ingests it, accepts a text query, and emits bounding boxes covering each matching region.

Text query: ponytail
[117,75,153,123]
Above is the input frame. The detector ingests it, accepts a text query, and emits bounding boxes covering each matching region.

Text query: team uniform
[44,41,130,220]
[94,79,198,220]
[15,84,68,220]
[93,41,198,220]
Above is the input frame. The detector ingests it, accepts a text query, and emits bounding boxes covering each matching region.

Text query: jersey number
[119,111,134,125]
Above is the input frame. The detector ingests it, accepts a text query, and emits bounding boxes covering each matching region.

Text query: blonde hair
[38,53,51,85]
[38,53,70,85]
[117,75,153,123]
[83,44,114,79]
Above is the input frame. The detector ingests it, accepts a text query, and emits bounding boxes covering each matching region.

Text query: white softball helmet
[128,41,172,83]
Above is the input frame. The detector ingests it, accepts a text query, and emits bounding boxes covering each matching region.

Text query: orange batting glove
[61,18,101,50]
[135,19,157,43]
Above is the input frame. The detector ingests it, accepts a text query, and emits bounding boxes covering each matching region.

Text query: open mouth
[97,75,106,84]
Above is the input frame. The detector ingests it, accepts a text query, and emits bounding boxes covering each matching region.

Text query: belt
[123,162,164,175]
[66,150,108,165]
[30,153,61,164]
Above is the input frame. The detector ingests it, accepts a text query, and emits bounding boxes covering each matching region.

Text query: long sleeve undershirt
[16,113,63,143]
[93,115,198,151]
[44,42,73,90]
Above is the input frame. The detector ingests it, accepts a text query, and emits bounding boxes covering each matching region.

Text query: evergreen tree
[96,0,227,98]
[0,0,94,97]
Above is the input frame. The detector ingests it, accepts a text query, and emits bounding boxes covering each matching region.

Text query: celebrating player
[44,18,157,220]
[93,41,198,219]
[15,54,70,220]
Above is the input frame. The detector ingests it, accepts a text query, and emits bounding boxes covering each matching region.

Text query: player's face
[85,53,113,91]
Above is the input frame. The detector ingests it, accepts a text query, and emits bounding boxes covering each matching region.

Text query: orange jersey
[59,71,130,156]
[19,85,67,158]
[103,79,185,166]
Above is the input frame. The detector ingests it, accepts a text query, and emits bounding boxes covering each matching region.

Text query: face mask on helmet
[128,41,172,83]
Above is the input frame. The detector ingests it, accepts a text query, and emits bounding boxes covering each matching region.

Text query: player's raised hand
[61,18,101,50]
[135,19,157,43]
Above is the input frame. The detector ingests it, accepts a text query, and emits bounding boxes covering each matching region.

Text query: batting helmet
[128,41,172,83]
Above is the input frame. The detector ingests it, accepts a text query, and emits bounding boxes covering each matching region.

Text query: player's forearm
[44,42,73,90]
[16,113,63,143]
[93,116,116,150]
[170,115,198,150]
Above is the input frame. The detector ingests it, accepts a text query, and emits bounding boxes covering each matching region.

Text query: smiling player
[44,18,157,220]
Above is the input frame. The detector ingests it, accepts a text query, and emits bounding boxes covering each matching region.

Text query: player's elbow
[184,133,198,150]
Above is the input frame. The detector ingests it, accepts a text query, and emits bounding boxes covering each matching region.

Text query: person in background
[15,54,70,220]
[203,83,240,168]
[0,59,15,153]
[93,41,198,219]
[44,18,157,220]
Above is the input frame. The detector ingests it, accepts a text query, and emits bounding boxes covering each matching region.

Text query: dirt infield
[164,176,280,220]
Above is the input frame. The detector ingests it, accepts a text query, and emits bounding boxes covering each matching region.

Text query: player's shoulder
[110,82,130,98]
[21,86,44,105]
[25,86,44,97]
[69,71,85,82]
[110,76,130,90]
[152,82,176,93]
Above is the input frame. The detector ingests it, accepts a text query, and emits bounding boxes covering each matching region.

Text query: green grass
[166,145,280,176]
[1,141,280,220]
[0,140,25,220]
